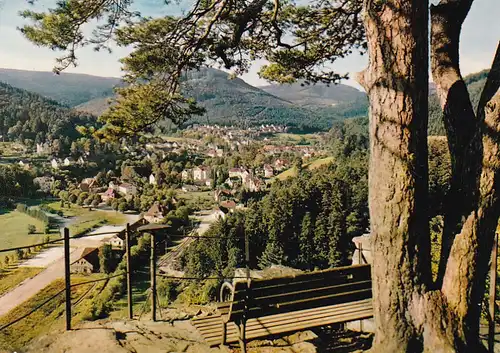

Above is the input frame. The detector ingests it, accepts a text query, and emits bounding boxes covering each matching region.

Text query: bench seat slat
[192,299,373,346]
[198,299,373,337]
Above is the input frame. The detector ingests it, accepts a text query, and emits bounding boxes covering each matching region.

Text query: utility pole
[63,227,71,330]
[125,223,133,319]
[150,232,157,322]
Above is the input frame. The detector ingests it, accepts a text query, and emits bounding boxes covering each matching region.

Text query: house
[264,164,274,178]
[229,167,245,179]
[51,158,61,169]
[149,173,157,185]
[245,176,263,192]
[108,235,125,249]
[80,177,97,192]
[144,202,168,224]
[70,247,100,274]
[181,169,191,181]
[101,187,117,202]
[214,207,227,220]
[36,142,50,155]
[64,157,75,166]
[220,200,237,213]
[18,160,30,169]
[118,183,137,196]
[274,158,290,171]
[193,166,211,181]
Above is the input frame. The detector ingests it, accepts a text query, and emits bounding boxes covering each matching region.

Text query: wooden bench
[191,264,373,351]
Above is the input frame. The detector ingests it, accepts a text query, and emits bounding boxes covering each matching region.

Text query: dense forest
[178,115,451,303]
[0,165,36,199]
[0,82,96,150]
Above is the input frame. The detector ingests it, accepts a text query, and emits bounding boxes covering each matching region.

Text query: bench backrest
[227,264,372,322]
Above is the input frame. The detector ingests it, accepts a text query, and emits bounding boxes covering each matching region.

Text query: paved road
[0,217,139,318]
[0,247,83,317]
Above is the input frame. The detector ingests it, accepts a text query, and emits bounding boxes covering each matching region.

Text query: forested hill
[76,68,368,131]
[0,81,95,146]
[0,67,488,133]
[0,68,122,107]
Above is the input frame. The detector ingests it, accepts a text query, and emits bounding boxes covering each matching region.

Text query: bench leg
[237,320,247,353]
[221,321,227,346]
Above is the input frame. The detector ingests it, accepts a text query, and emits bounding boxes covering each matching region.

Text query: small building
[51,158,61,169]
[36,142,47,155]
[193,166,211,181]
[220,200,237,213]
[274,158,290,171]
[64,157,75,166]
[229,167,246,179]
[80,178,97,192]
[264,164,274,178]
[70,248,100,274]
[118,183,137,196]
[101,187,116,202]
[18,160,30,169]
[144,202,168,224]
[108,235,125,249]
[149,173,157,185]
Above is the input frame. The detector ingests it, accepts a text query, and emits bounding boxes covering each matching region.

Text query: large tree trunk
[358,0,431,350]
[359,0,500,351]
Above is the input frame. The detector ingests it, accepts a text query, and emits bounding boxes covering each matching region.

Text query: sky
[0,0,498,89]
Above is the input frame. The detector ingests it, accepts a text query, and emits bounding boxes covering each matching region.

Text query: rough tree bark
[358,0,500,351]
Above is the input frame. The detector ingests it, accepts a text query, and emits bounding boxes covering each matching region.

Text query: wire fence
[0,216,251,334]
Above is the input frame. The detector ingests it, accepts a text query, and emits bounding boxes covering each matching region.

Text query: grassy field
[0,268,44,297]
[41,201,127,235]
[176,190,214,210]
[275,156,335,181]
[273,133,319,145]
[0,142,25,157]
[0,277,100,351]
[0,210,55,256]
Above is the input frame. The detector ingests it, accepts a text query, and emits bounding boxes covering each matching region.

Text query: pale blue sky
[0,0,498,88]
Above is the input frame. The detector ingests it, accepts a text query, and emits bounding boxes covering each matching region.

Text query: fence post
[63,227,71,330]
[489,232,498,352]
[150,232,157,322]
[125,223,133,320]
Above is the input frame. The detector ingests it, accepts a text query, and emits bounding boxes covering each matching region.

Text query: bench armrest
[219,281,235,323]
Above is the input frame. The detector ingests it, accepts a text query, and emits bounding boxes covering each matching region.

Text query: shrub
[27,224,36,234]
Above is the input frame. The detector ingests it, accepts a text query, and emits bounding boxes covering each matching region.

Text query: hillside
[76,68,368,131]
[0,81,95,146]
[260,81,365,106]
[0,68,122,107]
